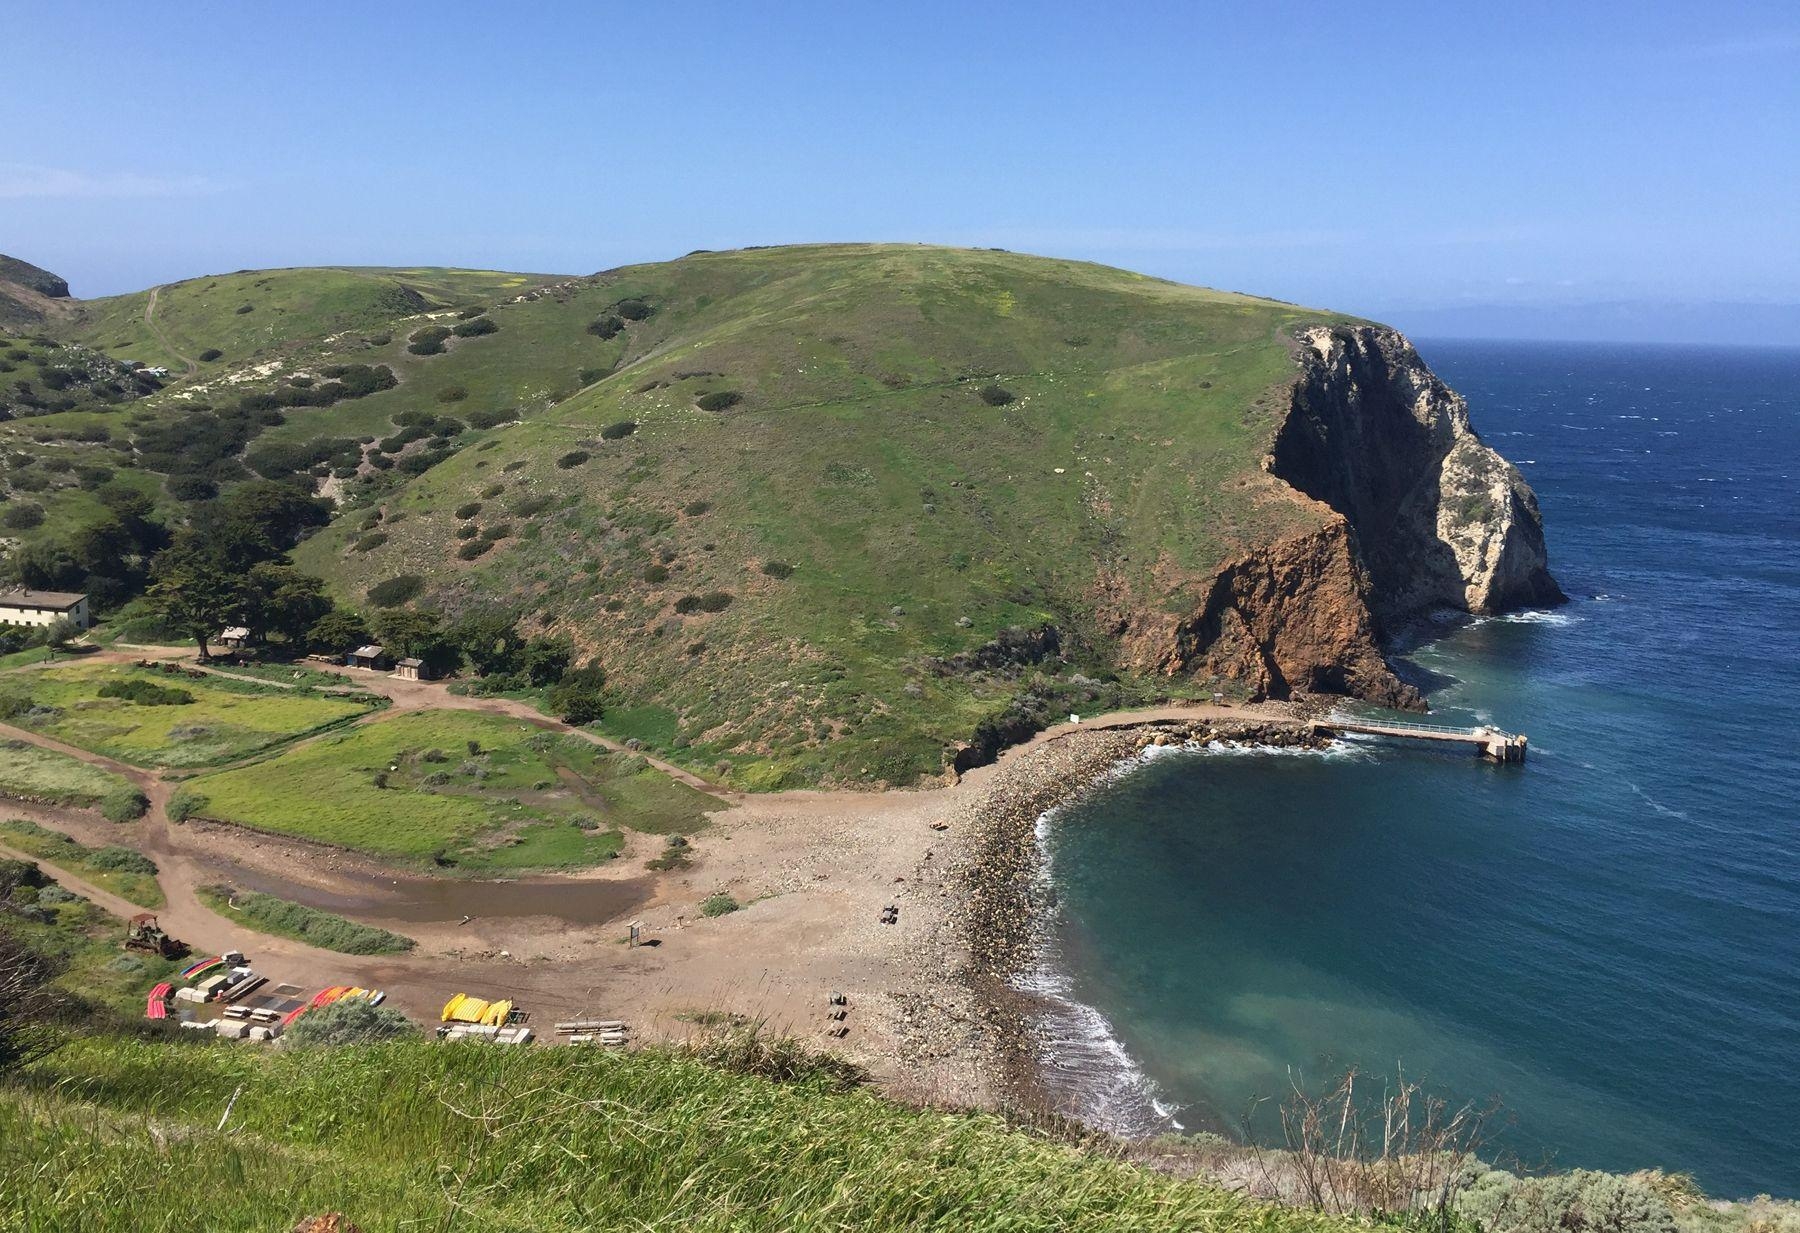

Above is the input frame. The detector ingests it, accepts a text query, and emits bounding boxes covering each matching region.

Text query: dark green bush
[547,664,606,724]
[198,348,223,362]
[674,591,734,614]
[466,407,514,429]
[510,495,551,518]
[761,560,794,579]
[235,303,254,315]
[578,367,608,386]
[697,391,742,413]
[451,317,497,338]
[586,315,624,340]
[457,539,491,560]
[614,298,653,321]
[979,384,1015,406]
[436,385,467,404]
[454,501,482,520]
[456,306,487,320]
[353,532,389,552]
[100,785,150,823]
[2,503,44,530]
[98,679,194,706]
[556,450,590,469]
[600,420,637,441]
[683,500,710,516]
[367,574,424,607]
[455,522,479,540]
[643,564,669,583]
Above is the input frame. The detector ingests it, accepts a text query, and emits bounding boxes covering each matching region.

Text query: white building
[0,589,89,630]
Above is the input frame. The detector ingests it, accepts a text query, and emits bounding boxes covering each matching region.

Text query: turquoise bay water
[1038,341,1800,1196]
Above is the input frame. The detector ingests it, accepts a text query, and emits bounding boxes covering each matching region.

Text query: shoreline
[927,712,1330,1121]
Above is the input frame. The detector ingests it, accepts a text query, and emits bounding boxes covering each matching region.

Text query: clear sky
[5,1,1797,343]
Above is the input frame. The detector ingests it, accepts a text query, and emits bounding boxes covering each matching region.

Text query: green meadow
[187,709,716,870]
[0,736,132,805]
[0,663,377,769]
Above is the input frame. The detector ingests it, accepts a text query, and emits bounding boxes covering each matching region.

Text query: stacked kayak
[442,993,515,1026]
[180,956,224,982]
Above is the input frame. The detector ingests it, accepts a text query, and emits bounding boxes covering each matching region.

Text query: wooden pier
[1310,717,1528,762]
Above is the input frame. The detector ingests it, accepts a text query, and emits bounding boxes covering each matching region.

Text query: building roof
[397,657,425,668]
[0,588,86,611]
[219,626,249,639]
[352,644,385,658]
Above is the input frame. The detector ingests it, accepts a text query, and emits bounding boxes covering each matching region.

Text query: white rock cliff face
[1272,326,1564,624]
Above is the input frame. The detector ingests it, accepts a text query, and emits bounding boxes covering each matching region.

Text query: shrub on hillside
[682,500,710,516]
[547,664,606,725]
[455,523,479,540]
[509,495,551,518]
[100,786,150,823]
[614,298,653,321]
[367,574,424,607]
[556,450,590,469]
[456,540,491,560]
[407,325,452,356]
[234,304,254,315]
[696,391,742,413]
[451,316,497,338]
[979,384,1016,406]
[353,532,389,553]
[586,315,624,340]
[674,591,733,615]
[701,893,740,918]
[454,501,482,520]
[642,564,669,583]
[466,407,515,430]
[600,420,637,441]
[761,561,794,579]
[436,385,468,404]
[2,504,44,530]
[197,348,223,362]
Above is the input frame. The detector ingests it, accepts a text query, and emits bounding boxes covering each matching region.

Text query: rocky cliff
[1272,326,1564,620]
[1113,324,1560,708]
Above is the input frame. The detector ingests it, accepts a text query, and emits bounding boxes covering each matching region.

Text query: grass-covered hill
[16,244,1381,785]
[4,1034,1350,1232]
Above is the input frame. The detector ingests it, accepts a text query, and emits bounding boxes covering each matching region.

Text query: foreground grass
[0,819,163,908]
[197,884,413,954]
[0,737,131,805]
[0,1037,1348,1233]
[0,663,377,769]
[187,709,713,870]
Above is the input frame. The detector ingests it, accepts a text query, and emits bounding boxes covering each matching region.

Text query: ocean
[1032,340,1800,1197]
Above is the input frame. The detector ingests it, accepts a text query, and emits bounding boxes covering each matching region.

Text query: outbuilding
[218,626,250,649]
[394,657,431,682]
[0,589,89,630]
[347,644,389,670]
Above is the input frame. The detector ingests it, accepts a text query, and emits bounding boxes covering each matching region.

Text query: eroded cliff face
[1103,324,1558,708]
[1272,326,1563,619]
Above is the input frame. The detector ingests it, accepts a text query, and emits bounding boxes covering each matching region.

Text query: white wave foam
[1020,809,1183,1137]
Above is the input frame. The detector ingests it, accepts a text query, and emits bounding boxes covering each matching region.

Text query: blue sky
[4,2,1797,342]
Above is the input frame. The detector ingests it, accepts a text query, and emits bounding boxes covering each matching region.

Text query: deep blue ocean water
[1036,340,1800,1196]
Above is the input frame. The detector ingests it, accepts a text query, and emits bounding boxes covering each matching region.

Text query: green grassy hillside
[17,244,1364,785]
[283,245,1353,784]
[1,1035,1348,1233]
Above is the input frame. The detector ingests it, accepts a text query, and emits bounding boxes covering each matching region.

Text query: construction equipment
[123,913,188,960]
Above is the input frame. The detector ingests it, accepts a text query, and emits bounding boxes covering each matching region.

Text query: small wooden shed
[348,644,389,670]
[218,626,250,649]
[394,657,430,682]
